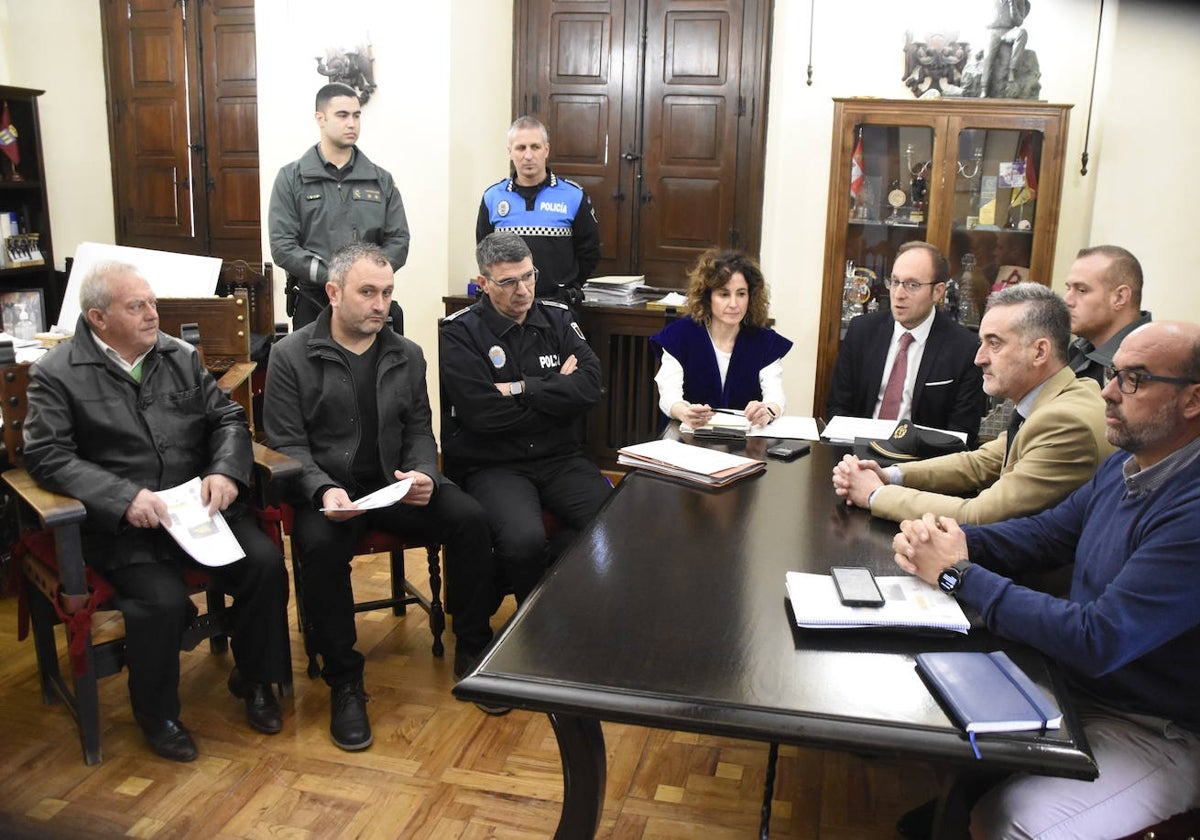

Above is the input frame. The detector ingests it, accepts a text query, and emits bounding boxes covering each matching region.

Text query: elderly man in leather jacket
[23,261,290,763]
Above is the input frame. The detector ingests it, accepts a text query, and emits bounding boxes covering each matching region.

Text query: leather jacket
[23,315,252,538]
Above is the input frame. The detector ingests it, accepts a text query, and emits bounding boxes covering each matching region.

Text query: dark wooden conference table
[453,438,1097,838]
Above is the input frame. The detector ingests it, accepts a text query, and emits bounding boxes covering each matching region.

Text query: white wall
[256,0,510,377]
[0,0,114,270]
[2,0,1198,416]
[1088,0,1200,321]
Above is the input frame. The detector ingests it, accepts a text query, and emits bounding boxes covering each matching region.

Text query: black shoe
[228,668,283,735]
[453,646,481,681]
[330,681,372,751]
[896,797,937,840]
[139,718,198,762]
[453,647,511,715]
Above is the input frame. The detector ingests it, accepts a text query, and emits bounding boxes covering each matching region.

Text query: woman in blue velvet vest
[650,248,793,429]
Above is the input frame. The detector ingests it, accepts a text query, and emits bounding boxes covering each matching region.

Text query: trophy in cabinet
[905,144,931,223]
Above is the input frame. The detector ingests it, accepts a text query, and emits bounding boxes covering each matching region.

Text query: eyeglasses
[1103,366,1200,395]
[883,277,938,294]
[489,268,539,289]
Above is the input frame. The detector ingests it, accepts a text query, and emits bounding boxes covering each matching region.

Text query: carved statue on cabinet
[902,31,969,98]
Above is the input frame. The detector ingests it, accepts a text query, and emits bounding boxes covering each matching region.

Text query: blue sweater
[958,450,1200,731]
[650,318,792,414]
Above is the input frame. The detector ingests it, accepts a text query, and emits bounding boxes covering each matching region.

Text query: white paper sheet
[154,477,245,567]
[320,477,413,512]
[820,416,899,444]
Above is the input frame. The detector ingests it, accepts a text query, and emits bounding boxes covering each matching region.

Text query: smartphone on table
[830,566,885,608]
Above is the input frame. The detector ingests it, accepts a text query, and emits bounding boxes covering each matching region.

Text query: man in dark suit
[826,241,986,446]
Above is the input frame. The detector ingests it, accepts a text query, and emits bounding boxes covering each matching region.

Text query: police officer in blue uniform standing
[476,117,601,307]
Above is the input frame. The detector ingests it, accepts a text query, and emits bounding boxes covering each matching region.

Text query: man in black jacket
[24,261,290,762]
[826,241,987,446]
[440,232,611,663]
[265,243,494,739]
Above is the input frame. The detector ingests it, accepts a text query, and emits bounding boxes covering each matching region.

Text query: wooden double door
[101,0,260,264]
[514,0,773,286]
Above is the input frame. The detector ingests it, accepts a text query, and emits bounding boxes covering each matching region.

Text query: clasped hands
[322,470,435,521]
[893,513,970,587]
[831,453,888,508]
[124,473,238,529]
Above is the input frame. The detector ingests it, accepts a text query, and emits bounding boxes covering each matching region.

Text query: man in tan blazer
[832,283,1114,524]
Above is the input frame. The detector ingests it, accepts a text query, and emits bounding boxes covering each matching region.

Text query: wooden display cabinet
[0,86,60,336]
[812,97,1071,417]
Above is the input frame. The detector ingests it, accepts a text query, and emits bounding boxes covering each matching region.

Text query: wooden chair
[1,356,298,765]
[157,295,257,433]
[276,503,446,678]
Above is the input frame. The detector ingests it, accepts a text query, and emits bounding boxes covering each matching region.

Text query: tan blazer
[870,365,1115,525]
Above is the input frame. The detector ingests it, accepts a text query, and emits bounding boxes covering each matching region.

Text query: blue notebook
[916,650,1062,759]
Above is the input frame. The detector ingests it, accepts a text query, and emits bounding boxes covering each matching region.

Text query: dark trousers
[103,513,289,725]
[291,483,493,685]
[461,454,611,604]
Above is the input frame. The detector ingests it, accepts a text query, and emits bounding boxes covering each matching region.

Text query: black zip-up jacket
[439,296,600,472]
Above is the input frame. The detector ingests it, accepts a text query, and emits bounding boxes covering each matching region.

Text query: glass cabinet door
[948,126,1046,326]
[839,123,935,333]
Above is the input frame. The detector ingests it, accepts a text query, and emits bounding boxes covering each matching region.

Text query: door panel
[515,0,770,286]
[102,0,260,263]
[105,0,200,246]
[201,0,260,262]
[518,0,634,276]
[639,2,742,281]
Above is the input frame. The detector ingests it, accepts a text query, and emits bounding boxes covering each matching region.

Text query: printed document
[320,477,413,512]
[154,477,245,567]
[785,571,969,634]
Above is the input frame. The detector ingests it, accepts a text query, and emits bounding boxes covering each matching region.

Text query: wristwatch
[937,559,973,594]
[509,380,525,396]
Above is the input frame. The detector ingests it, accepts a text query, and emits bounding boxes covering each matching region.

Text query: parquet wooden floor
[0,549,939,838]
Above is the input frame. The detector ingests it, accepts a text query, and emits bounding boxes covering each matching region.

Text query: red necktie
[878,331,914,420]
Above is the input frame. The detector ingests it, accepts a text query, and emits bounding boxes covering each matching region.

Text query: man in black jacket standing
[265,243,494,739]
[24,261,290,762]
[440,232,611,675]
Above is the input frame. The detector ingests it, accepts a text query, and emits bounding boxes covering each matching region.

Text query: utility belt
[283,275,329,318]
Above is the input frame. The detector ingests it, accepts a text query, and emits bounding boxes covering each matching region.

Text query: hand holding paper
[321,477,415,518]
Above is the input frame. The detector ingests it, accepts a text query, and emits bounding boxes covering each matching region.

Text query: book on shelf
[915,650,1062,758]
[617,438,765,487]
[784,571,970,634]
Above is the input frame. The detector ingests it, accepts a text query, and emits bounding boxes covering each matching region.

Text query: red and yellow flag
[0,103,19,167]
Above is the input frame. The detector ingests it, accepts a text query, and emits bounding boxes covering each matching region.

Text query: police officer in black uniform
[440,232,610,676]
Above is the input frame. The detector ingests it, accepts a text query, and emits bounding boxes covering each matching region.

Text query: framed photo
[0,287,45,339]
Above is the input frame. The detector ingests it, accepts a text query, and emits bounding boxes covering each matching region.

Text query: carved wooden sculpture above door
[513,0,773,286]
[100,0,260,264]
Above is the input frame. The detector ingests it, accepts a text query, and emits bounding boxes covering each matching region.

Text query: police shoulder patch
[560,177,584,192]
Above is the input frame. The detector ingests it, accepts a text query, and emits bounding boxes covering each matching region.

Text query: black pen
[766,406,777,419]
[713,408,745,416]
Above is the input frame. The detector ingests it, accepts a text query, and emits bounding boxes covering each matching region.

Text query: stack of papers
[583,275,646,305]
[683,414,822,441]
[617,438,765,486]
[785,571,969,634]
